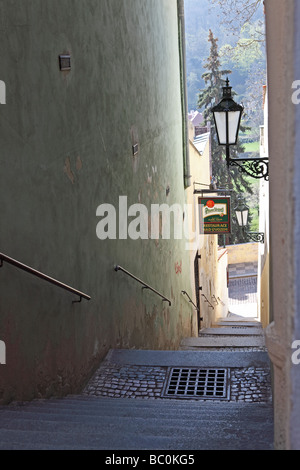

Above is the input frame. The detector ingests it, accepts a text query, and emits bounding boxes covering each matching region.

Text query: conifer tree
[198,29,253,245]
[198,29,231,123]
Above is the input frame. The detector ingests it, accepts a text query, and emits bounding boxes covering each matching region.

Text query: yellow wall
[215,248,229,320]
[186,121,228,331]
[227,243,258,265]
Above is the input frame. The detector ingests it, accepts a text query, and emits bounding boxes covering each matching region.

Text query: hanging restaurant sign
[198,196,231,235]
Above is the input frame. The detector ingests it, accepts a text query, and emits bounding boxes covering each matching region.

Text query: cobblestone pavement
[83,360,272,404]
[83,364,166,400]
[230,367,271,402]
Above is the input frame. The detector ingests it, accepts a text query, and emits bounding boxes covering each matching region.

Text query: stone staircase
[0,343,274,450]
[0,257,274,450]
[0,388,273,450]
[180,315,266,351]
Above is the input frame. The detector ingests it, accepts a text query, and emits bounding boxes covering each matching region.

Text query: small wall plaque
[59,54,71,71]
[132,143,139,156]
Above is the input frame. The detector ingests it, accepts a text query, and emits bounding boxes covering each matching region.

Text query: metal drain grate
[162,367,229,400]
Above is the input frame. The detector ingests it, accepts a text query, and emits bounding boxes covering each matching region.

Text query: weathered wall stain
[64,157,75,184]
[76,156,82,172]
[175,261,182,274]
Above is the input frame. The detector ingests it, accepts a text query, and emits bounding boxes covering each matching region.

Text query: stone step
[102,349,270,367]
[199,327,263,336]
[0,427,177,450]
[212,321,262,327]
[0,412,225,433]
[219,315,260,321]
[180,336,265,348]
[0,398,221,418]
[0,398,274,450]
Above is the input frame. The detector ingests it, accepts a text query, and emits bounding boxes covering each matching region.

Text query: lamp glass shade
[213,110,242,145]
[235,206,249,227]
[213,111,226,144]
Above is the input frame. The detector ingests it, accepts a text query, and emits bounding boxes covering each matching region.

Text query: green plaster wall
[0,0,194,403]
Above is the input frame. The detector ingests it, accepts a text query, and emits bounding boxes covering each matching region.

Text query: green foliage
[197,29,254,245]
[184,0,266,138]
[220,21,264,73]
[197,30,232,122]
[210,0,264,37]
[242,141,260,152]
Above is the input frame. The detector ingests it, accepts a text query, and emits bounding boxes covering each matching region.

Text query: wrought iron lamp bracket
[248,231,265,244]
[228,157,269,181]
[241,227,264,244]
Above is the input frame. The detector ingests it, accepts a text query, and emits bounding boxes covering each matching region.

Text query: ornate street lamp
[234,199,265,244]
[212,78,243,153]
[211,78,269,181]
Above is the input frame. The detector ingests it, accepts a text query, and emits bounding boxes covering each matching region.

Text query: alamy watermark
[292,81,300,104]
[291,340,300,365]
[0,340,6,365]
[96,196,200,250]
[0,80,6,104]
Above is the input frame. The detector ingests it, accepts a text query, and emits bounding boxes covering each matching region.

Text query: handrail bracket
[181,290,199,312]
[115,265,171,307]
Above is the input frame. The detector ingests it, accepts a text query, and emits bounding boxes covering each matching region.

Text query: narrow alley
[2,0,300,451]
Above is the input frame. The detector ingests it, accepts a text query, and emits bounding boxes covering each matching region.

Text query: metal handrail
[181,290,199,312]
[201,294,214,309]
[0,252,91,303]
[114,265,171,306]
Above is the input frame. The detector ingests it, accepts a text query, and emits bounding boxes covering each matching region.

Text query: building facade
[186,120,228,331]
[258,86,270,330]
[0,0,221,404]
[0,0,191,403]
[265,0,300,449]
